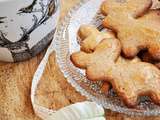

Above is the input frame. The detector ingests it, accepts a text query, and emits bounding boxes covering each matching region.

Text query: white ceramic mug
[0,0,60,62]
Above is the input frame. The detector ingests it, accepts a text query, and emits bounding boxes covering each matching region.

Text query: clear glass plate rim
[54,0,160,116]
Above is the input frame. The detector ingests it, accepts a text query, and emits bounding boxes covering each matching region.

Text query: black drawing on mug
[0,0,56,62]
[0,17,6,24]
[19,0,38,13]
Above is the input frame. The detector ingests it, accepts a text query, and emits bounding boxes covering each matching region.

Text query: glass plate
[54,0,160,116]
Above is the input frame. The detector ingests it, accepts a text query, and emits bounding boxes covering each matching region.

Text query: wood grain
[0,53,43,120]
[0,0,160,120]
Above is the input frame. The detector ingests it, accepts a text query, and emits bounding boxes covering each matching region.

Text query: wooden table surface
[1,0,160,120]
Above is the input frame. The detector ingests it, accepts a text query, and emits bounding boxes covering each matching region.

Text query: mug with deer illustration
[0,0,60,62]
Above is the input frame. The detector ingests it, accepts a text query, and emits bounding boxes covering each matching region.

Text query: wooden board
[0,0,160,120]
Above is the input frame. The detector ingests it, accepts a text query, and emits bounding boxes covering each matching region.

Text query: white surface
[0,0,32,41]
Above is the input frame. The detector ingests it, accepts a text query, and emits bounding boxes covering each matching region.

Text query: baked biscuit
[101,0,160,60]
[71,25,160,107]
[78,25,115,53]
[78,25,114,93]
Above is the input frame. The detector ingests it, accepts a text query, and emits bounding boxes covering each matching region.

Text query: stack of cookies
[70,0,160,108]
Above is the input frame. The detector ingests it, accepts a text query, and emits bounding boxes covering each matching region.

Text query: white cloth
[47,101,105,120]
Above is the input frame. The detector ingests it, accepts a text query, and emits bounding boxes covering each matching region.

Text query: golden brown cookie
[77,25,114,93]
[78,25,115,53]
[101,0,160,60]
[71,25,160,107]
